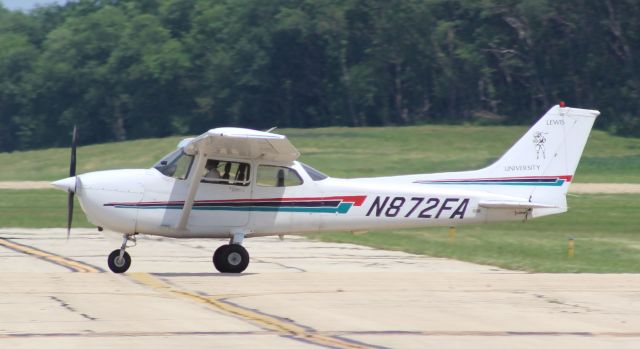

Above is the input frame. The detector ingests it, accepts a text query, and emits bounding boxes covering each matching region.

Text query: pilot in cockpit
[204,160,221,179]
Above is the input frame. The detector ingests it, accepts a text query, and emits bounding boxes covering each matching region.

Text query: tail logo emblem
[533,131,547,159]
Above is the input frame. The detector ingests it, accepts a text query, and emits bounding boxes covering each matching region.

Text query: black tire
[212,244,230,272]
[212,244,249,273]
[108,249,131,273]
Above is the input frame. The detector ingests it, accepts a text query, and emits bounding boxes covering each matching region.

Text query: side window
[257,165,303,187]
[202,159,250,186]
[301,162,328,181]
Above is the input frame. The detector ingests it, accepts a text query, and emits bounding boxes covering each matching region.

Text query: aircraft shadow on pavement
[152,272,256,277]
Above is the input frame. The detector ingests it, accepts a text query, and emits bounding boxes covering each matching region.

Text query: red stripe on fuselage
[195,195,367,206]
[106,195,367,207]
[427,175,573,182]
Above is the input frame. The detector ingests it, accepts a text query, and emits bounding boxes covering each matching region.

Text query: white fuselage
[75,161,528,239]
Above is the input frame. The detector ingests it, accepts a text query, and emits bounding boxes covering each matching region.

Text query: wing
[182,127,300,162]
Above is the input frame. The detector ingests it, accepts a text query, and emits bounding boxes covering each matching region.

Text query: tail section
[415,105,599,216]
[483,105,598,185]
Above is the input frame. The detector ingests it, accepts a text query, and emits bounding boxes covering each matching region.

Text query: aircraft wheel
[108,249,131,273]
[213,244,249,273]
[212,245,229,272]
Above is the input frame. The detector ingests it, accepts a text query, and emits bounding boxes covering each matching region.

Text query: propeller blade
[66,191,74,240]
[67,125,77,240]
[70,125,77,177]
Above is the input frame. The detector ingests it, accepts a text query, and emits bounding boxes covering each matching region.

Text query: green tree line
[1,0,639,151]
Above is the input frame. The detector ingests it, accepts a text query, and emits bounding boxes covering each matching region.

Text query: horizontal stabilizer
[478,200,558,209]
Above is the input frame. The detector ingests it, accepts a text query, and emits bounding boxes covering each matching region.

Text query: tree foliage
[1,0,639,151]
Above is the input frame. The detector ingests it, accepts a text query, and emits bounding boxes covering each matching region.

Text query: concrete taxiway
[0,228,639,349]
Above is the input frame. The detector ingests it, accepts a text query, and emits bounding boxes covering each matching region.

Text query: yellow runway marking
[127,272,375,349]
[0,238,101,273]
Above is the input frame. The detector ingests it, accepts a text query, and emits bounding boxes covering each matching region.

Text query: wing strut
[177,150,207,232]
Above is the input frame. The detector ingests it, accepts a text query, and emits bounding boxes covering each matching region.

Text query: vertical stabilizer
[415,105,599,216]
[484,105,598,184]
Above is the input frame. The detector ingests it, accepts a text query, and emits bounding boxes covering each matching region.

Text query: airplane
[51,104,599,273]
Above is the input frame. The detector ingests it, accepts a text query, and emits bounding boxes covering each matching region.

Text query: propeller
[66,126,77,239]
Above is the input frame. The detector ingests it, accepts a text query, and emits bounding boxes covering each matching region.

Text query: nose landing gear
[107,234,136,273]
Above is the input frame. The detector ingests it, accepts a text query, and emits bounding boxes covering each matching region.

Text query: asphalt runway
[0,228,638,349]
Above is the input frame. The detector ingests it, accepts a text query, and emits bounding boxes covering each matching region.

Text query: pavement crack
[532,293,594,313]
[49,296,97,321]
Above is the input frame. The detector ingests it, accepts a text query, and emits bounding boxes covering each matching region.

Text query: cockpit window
[301,162,328,181]
[202,159,251,186]
[153,149,194,180]
[257,165,303,187]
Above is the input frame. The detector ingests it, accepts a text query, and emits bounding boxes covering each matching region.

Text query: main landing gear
[107,234,136,273]
[212,232,250,273]
[213,244,250,273]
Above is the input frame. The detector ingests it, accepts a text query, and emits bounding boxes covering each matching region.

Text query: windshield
[153,149,194,180]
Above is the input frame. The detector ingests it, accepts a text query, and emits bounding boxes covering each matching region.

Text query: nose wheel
[108,249,131,273]
[107,234,136,273]
[213,244,249,273]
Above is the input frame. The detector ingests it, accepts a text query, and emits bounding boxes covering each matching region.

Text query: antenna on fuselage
[265,126,277,133]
